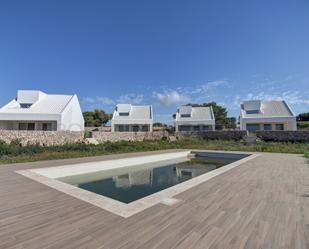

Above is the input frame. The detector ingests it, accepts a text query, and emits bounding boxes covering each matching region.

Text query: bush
[0,139,309,164]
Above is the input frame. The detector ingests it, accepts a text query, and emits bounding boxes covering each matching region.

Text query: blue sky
[0,0,308,123]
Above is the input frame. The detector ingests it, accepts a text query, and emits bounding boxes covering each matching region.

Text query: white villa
[0,90,84,131]
[111,104,153,132]
[175,106,216,132]
[240,100,297,132]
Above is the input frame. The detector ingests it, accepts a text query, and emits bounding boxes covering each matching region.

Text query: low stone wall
[175,131,248,141]
[92,131,169,143]
[256,131,309,142]
[0,130,84,146]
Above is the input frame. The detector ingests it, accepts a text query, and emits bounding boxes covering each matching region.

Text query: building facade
[0,90,84,131]
[111,104,153,132]
[175,106,216,132]
[240,100,297,132]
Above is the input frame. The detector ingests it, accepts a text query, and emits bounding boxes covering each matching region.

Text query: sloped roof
[0,92,74,115]
[241,100,295,118]
[176,106,215,121]
[112,104,152,121]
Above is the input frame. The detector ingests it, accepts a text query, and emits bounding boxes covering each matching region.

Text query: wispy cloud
[117,93,144,104]
[81,96,114,105]
[193,80,228,94]
[152,90,190,106]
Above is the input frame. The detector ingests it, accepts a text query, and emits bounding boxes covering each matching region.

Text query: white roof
[112,104,153,122]
[0,90,74,114]
[176,106,215,122]
[240,100,295,118]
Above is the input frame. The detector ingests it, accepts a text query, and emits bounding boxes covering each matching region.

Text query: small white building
[175,106,215,132]
[240,100,297,132]
[0,90,84,131]
[111,104,153,132]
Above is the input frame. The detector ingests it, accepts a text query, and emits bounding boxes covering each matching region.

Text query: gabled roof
[240,100,295,118]
[112,104,153,121]
[176,106,215,122]
[0,90,74,115]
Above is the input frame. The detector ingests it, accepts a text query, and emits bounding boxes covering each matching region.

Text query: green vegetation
[0,139,309,165]
[305,152,309,159]
[297,121,309,130]
[83,109,112,127]
[297,112,309,121]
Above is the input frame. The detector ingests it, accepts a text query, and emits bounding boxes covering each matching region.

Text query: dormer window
[181,114,191,118]
[119,112,129,116]
[246,110,259,114]
[20,103,32,109]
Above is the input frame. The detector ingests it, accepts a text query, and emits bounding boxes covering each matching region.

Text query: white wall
[240,117,297,131]
[60,95,85,131]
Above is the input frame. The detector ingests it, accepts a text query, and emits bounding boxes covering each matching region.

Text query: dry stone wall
[256,131,309,142]
[0,130,84,146]
[92,131,169,143]
[175,131,248,140]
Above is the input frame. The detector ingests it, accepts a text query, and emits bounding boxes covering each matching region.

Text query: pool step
[188,153,197,158]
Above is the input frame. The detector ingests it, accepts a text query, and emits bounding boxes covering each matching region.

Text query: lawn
[1,139,309,164]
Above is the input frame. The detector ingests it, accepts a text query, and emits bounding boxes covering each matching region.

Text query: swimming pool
[17,150,258,217]
[57,156,238,203]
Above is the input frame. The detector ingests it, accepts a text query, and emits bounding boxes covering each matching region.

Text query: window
[18,123,28,130]
[119,112,129,116]
[193,126,200,131]
[142,125,149,132]
[118,125,124,132]
[132,125,139,132]
[275,124,284,131]
[19,123,35,130]
[263,124,272,131]
[20,103,32,109]
[246,124,260,133]
[246,110,260,114]
[27,123,35,130]
[179,125,191,132]
[202,125,212,131]
[180,114,191,118]
[42,123,52,131]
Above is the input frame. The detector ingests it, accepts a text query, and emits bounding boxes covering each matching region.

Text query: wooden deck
[0,150,308,249]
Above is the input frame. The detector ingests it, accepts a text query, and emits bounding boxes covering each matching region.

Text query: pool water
[57,156,237,204]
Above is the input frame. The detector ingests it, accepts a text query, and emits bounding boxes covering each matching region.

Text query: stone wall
[0,130,84,146]
[175,131,248,141]
[256,131,309,142]
[92,131,169,143]
[85,126,111,132]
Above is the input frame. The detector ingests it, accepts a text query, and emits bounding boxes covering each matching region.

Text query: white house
[175,106,215,132]
[0,90,84,131]
[240,100,297,132]
[111,104,153,132]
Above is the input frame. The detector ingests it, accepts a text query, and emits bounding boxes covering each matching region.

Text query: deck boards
[0,150,308,249]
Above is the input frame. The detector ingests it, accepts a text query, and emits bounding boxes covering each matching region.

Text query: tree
[83,109,112,127]
[226,117,237,129]
[297,112,309,121]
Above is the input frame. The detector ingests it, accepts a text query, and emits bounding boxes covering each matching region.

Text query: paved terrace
[0,150,308,249]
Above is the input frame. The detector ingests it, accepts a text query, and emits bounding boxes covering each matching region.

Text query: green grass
[1,139,309,165]
[297,121,309,130]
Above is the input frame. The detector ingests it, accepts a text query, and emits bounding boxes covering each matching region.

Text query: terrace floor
[0,150,308,249]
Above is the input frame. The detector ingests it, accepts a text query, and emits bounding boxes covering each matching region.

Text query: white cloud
[242,91,309,105]
[193,80,228,94]
[117,93,144,104]
[82,96,114,106]
[153,90,190,106]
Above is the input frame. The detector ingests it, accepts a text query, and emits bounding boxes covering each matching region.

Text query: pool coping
[16,150,260,218]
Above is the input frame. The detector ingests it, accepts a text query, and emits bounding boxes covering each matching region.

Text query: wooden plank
[0,151,308,249]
